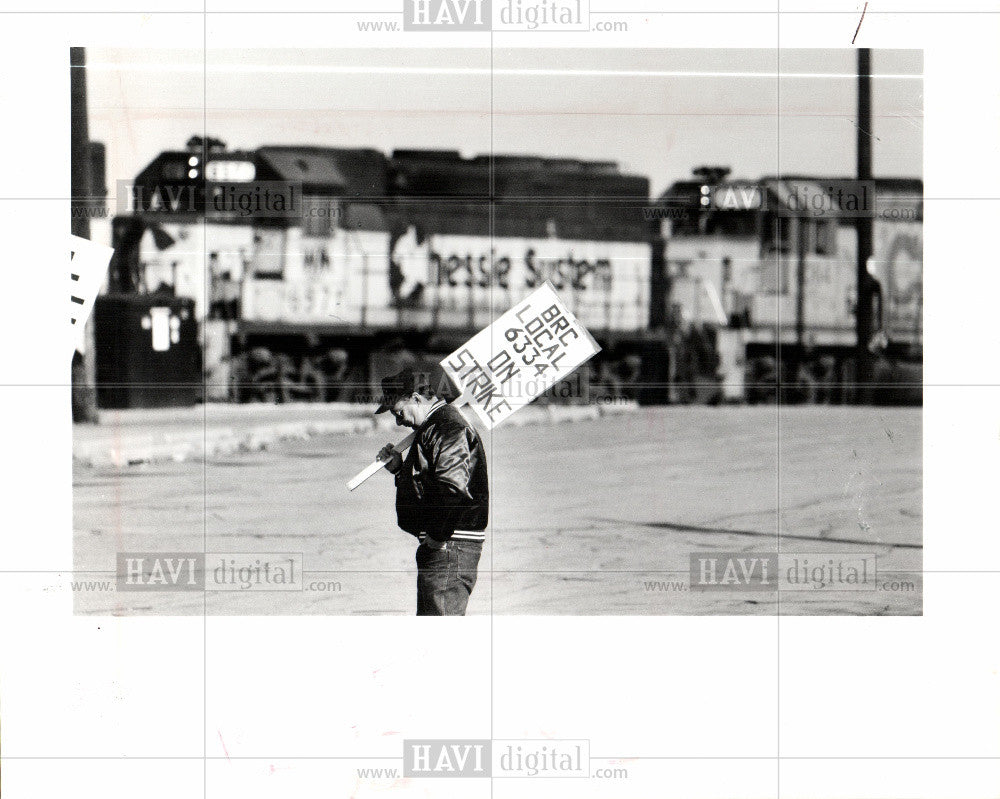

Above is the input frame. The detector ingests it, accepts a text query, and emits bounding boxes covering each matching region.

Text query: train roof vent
[391,149,463,161]
[480,155,546,168]
[257,149,348,192]
[580,161,619,174]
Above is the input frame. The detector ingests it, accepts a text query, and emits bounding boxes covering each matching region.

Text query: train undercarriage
[208,321,664,406]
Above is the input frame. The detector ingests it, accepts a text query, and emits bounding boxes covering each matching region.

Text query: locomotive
[107,139,659,405]
[659,170,922,403]
[102,139,921,406]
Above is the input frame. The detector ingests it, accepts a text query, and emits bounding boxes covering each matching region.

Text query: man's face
[389,394,421,429]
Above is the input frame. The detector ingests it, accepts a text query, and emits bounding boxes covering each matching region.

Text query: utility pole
[795,214,806,352]
[71,46,99,422]
[855,48,874,403]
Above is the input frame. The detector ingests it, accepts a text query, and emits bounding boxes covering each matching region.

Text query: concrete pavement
[73,405,922,616]
[73,401,639,467]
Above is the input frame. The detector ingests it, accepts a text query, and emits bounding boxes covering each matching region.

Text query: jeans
[415,539,483,616]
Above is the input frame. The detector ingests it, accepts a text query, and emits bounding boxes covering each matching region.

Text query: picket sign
[346,281,599,491]
[70,234,114,356]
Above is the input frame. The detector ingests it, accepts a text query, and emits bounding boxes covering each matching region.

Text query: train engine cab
[659,171,922,403]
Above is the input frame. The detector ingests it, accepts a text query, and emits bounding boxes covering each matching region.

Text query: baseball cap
[374,361,458,414]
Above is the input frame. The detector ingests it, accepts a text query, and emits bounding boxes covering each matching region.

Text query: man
[374,364,488,616]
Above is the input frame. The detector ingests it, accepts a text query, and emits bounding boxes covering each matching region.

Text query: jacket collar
[424,398,447,422]
[414,399,448,434]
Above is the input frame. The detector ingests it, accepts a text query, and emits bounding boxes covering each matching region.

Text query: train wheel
[746,356,778,404]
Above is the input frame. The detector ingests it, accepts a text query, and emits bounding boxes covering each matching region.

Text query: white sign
[417,233,650,332]
[440,281,601,430]
[205,160,256,182]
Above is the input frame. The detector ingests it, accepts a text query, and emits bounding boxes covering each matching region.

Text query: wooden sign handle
[345,396,470,491]
[346,431,415,491]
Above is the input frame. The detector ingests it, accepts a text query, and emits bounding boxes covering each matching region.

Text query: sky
[86,48,922,199]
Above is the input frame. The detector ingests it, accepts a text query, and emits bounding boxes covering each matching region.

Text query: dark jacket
[394,403,489,541]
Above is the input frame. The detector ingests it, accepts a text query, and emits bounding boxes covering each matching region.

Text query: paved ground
[71,401,619,467]
[73,406,922,615]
